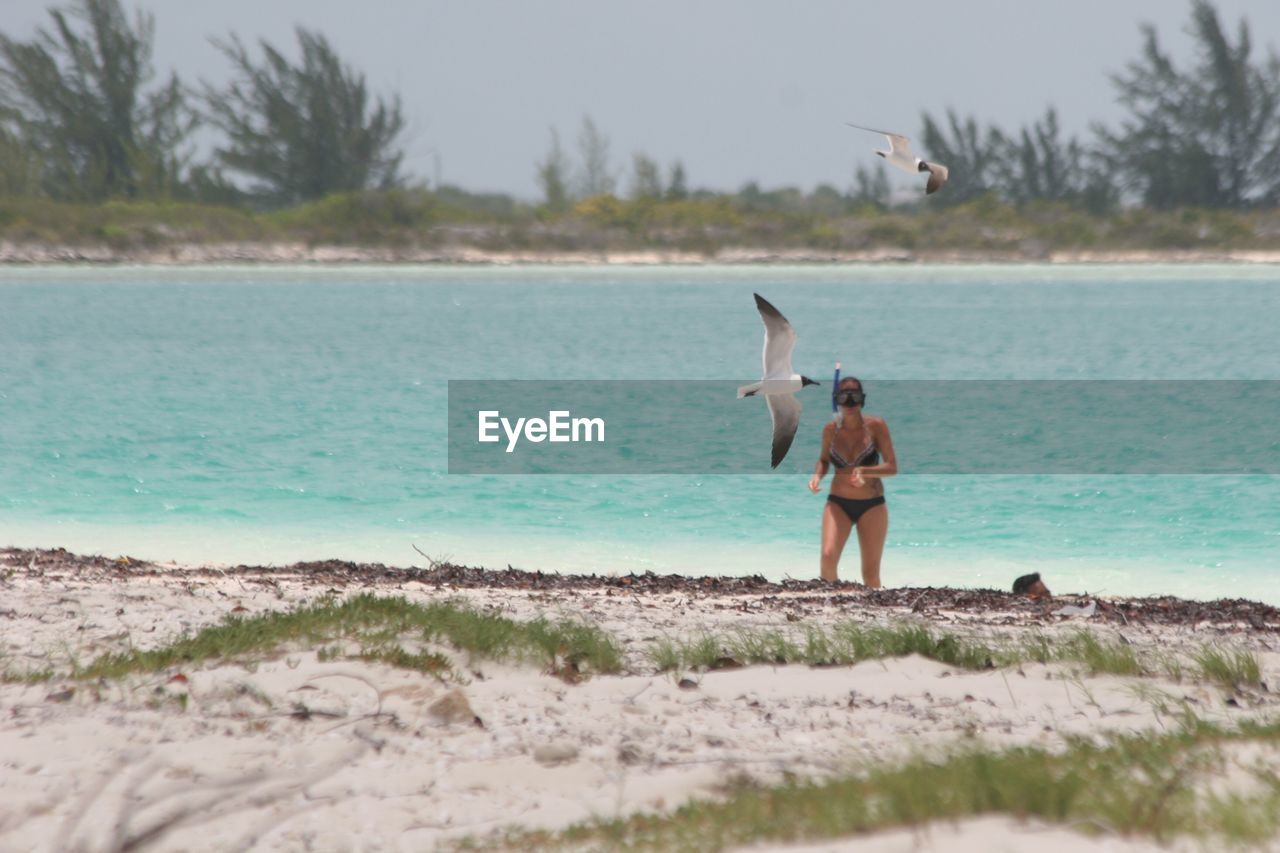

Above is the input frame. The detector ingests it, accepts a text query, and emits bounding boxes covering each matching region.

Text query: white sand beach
[1,552,1277,851]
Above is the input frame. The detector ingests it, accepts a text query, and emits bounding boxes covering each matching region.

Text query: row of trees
[536,0,1280,213]
[2,0,1280,212]
[534,116,692,213]
[913,1,1280,210]
[0,0,402,206]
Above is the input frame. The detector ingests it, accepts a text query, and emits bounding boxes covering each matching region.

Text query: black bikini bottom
[827,494,886,524]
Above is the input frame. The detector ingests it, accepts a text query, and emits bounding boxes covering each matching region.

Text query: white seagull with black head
[847,122,949,195]
[737,293,820,468]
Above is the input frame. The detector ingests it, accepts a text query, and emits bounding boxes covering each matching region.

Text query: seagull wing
[845,121,902,138]
[766,394,802,469]
[882,132,915,158]
[846,122,917,174]
[924,162,950,195]
[754,293,796,379]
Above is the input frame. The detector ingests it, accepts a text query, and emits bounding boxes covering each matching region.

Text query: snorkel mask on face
[834,388,866,408]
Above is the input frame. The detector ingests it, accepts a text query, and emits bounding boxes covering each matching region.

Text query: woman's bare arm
[809,425,834,491]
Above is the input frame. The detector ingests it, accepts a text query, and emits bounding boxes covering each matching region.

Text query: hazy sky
[6,1,1280,199]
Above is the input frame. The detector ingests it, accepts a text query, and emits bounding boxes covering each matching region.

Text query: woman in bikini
[808,376,897,585]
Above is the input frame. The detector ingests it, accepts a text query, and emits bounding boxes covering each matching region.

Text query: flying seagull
[846,122,950,195]
[737,293,820,468]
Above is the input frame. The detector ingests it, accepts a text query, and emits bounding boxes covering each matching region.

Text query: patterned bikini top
[829,440,879,469]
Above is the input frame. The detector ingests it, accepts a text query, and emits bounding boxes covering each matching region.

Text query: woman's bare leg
[820,501,854,582]
[855,503,889,588]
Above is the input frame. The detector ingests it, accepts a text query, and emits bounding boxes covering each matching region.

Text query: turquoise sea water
[1,264,1278,603]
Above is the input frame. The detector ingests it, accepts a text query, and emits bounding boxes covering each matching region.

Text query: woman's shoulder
[866,415,890,432]
[821,420,836,436]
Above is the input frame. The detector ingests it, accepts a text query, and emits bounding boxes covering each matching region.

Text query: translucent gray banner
[447,380,1280,474]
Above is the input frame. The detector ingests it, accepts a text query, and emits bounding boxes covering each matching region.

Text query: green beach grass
[71,593,624,682]
[31,595,1259,694]
[5,193,1280,257]
[647,622,1264,688]
[1193,646,1266,691]
[474,717,1280,851]
[0,660,54,684]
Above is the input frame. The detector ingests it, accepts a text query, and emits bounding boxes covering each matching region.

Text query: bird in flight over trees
[846,123,949,195]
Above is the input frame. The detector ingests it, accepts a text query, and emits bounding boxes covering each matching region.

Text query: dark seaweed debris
[3,546,1277,631]
[2,546,157,575]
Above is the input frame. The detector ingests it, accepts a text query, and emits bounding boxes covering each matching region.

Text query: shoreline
[6,241,1280,265]
[7,545,1280,625]
[7,546,1279,631]
[2,546,1277,850]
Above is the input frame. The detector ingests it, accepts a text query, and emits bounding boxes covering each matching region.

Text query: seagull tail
[737,381,762,399]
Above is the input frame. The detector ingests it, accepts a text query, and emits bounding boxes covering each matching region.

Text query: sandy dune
[1,553,1276,851]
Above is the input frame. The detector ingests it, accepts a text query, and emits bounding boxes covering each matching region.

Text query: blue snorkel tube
[831,362,841,420]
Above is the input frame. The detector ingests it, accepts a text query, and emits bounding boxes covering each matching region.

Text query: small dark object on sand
[1013,573,1051,600]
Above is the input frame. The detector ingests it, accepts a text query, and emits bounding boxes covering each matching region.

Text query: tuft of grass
[648,638,681,673]
[358,647,452,677]
[1015,630,1143,677]
[1194,646,1263,691]
[837,623,997,671]
[1161,653,1187,683]
[484,717,1280,851]
[1,667,55,684]
[648,623,1269,698]
[1056,630,1145,677]
[316,644,343,662]
[74,594,623,682]
[413,600,624,674]
[658,633,724,671]
[727,629,801,666]
[651,623,999,674]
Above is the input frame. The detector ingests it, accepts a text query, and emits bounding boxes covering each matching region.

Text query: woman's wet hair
[838,376,863,391]
[1012,573,1042,594]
